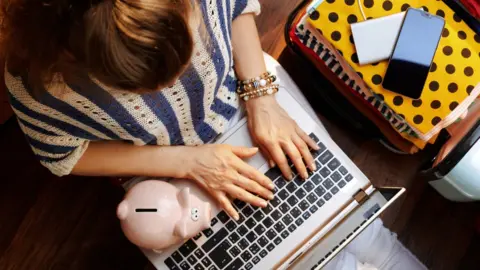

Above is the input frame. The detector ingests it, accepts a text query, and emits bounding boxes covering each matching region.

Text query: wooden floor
[1,1,479,270]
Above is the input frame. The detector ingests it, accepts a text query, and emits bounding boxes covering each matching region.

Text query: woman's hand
[246,95,320,180]
[183,144,274,220]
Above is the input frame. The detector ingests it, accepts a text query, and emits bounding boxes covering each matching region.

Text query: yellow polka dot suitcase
[285,0,480,155]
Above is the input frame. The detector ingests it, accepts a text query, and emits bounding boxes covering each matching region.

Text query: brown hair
[0,0,195,91]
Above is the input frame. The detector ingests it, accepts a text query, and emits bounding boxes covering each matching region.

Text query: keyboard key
[311,174,322,185]
[324,192,332,201]
[331,186,339,195]
[286,182,297,193]
[279,202,291,214]
[236,213,245,224]
[295,217,304,226]
[271,210,282,220]
[262,204,273,215]
[322,179,334,190]
[234,199,246,209]
[202,257,212,267]
[290,207,302,218]
[228,232,240,244]
[295,188,307,199]
[238,239,249,249]
[203,228,214,238]
[281,230,289,239]
[331,172,342,182]
[287,195,299,206]
[274,237,282,245]
[194,263,204,270]
[319,150,333,164]
[172,251,183,263]
[224,258,243,270]
[245,262,253,270]
[282,214,294,226]
[262,216,274,228]
[314,186,326,197]
[310,205,319,214]
[164,258,178,270]
[275,176,288,188]
[210,218,218,227]
[242,206,254,217]
[238,225,248,236]
[303,181,315,192]
[245,218,257,229]
[338,180,346,188]
[179,240,198,257]
[327,158,341,171]
[210,248,232,269]
[241,251,252,262]
[219,240,232,251]
[217,211,230,223]
[317,199,325,207]
[307,193,318,204]
[299,200,309,211]
[194,233,202,240]
[258,236,269,247]
[302,212,311,220]
[320,167,331,178]
[278,189,289,200]
[339,166,348,175]
[266,229,276,240]
[194,249,205,259]
[253,211,265,222]
[254,224,266,236]
[260,249,268,258]
[309,133,319,143]
[179,261,189,270]
[187,256,197,265]
[293,175,303,186]
[288,224,297,233]
[345,174,353,182]
[246,231,257,243]
[249,243,260,254]
[270,197,281,207]
[266,167,282,181]
[229,246,241,257]
[252,256,260,264]
[226,220,237,231]
[202,228,227,253]
[274,222,285,233]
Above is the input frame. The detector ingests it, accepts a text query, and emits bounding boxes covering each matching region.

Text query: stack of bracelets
[236,71,279,101]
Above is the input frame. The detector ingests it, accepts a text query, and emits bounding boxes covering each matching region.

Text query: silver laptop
[143,88,405,270]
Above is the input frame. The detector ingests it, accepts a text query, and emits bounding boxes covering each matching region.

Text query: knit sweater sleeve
[5,72,90,177]
[232,0,261,20]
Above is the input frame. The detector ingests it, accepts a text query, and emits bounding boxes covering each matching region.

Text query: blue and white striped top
[5,0,261,176]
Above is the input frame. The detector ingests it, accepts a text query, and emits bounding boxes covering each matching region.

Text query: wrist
[245,95,277,112]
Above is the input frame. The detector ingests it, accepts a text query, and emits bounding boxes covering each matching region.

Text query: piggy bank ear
[174,219,188,238]
[117,200,129,220]
[177,187,191,209]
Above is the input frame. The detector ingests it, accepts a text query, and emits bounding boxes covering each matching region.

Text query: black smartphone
[382,8,445,99]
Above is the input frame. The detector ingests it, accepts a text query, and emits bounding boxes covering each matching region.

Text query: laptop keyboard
[164,133,354,270]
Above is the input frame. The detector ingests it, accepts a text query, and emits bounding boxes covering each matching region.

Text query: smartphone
[382,8,445,99]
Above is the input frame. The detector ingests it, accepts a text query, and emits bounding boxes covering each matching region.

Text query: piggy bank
[117,180,212,252]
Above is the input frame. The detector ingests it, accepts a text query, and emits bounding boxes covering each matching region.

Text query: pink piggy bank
[117,180,212,252]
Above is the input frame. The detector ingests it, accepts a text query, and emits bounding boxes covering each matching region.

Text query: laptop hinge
[353,189,369,204]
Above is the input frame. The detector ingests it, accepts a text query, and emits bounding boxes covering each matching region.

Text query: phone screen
[382,8,445,99]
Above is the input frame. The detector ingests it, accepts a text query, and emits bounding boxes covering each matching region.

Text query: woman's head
[0,0,195,91]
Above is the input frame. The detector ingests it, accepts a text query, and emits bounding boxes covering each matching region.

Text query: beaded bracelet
[239,84,279,101]
[236,72,277,94]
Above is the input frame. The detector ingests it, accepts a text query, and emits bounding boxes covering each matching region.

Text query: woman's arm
[231,14,319,180]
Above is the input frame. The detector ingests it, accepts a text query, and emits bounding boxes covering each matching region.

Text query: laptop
[142,87,405,270]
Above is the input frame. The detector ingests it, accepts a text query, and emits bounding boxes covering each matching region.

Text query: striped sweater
[5,0,261,176]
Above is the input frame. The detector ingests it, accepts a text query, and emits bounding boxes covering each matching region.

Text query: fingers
[268,144,293,180]
[234,173,274,200]
[298,128,320,151]
[230,146,259,158]
[292,134,316,172]
[233,156,275,190]
[282,141,309,179]
[215,192,239,220]
[258,145,275,168]
[226,185,268,208]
